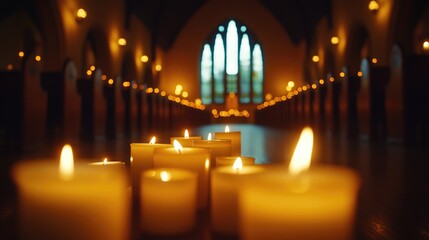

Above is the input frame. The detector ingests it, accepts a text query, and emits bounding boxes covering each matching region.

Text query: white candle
[193,139,231,168]
[211,157,265,235]
[153,141,211,209]
[130,137,171,201]
[216,156,255,167]
[12,145,130,240]
[140,168,197,235]
[214,125,241,156]
[238,127,361,240]
[170,129,202,147]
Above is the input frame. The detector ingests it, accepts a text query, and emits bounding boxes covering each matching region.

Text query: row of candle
[12,126,361,240]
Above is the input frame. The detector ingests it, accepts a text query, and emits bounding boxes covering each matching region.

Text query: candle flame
[207,133,212,140]
[289,127,313,175]
[103,158,108,165]
[130,156,133,163]
[184,129,189,139]
[59,144,74,180]
[225,125,230,133]
[149,136,156,144]
[205,159,210,170]
[160,171,171,182]
[232,157,243,171]
[173,140,183,153]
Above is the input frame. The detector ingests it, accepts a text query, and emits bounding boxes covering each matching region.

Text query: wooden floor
[1,123,429,240]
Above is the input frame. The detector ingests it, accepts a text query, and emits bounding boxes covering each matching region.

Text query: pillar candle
[216,156,255,167]
[170,129,202,147]
[193,139,231,168]
[153,144,210,209]
[88,158,126,171]
[130,140,171,202]
[140,168,197,235]
[12,145,130,240]
[214,125,241,156]
[238,165,360,240]
[211,158,265,235]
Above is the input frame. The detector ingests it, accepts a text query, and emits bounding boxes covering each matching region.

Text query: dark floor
[1,123,429,240]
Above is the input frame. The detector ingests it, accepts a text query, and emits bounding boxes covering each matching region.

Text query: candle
[12,144,130,240]
[193,134,231,168]
[238,127,361,240]
[170,129,202,147]
[214,125,241,156]
[211,157,265,235]
[130,137,171,201]
[216,156,255,167]
[140,168,197,235]
[153,140,211,209]
[88,157,126,170]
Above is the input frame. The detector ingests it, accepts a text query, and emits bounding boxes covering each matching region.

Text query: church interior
[1,0,429,239]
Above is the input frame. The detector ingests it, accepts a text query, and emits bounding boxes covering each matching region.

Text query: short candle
[214,125,241,156]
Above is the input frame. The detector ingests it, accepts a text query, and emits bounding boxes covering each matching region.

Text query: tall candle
[140,168,197,235]
[214,125,241,156]
[193,138,231,168]
[211,157,265,235]
[130,137,171,201]
[12,145,130,240]
[216,156,255,167]
[238,127,361,240]
[153,141,211,209]
[170,129,202,147]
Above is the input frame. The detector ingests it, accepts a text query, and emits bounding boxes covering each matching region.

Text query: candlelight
[232,157,243,171]
[225,125,230,133]
[103,158,108,165]
[289,127,313,175]
[149,136,156,144]
[208,133,212,140]
[173,140,183,153]
[184,129,190,138]
[59,144,74,180]
[205,159,210,170]
[160,171,171,182]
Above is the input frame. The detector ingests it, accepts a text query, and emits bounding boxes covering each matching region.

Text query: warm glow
[6,64,13,71]
[160,171,171,182]
[184,129,190,138]
[117,38,127,46]
[86,70,92,76]
[357,71,363,77]
[289,127,313,175]
[35,55,41,61]
[130,156,133,163]
[60,144,74,180]
[311,84,317,89]
[76,8,87,19]
[122,81,130,87]
[155,64,162,71]
[368,0,379,11]
[101,74,107,80]
[423,41,429,51]
[265,93,273,101]
[18,51,24,57]
[331,36,340,45]
[287,81,295,88]
[108,79,114,85]
[205,159,210,170]
[149,136,156,144]
[372,58,378,64]
[319,79,325,85]
[103,158,108,165]
[140,55,149,62]
[329,76,335,82]
[339,72,345,77]
[312,55,320,63]
[90,65,95,71]
[173,140,183,153]
[225,125,230,133]
[232,157,243,171]
[207,133,212,140]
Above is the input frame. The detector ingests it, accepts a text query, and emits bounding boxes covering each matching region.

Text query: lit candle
[12,144,130,240]
[214,125,241,156]
[130,137,171,201]
[238,127,361,240]
[153,140,211,209]
[211,157,265,235]
[170,129,202,147]
[88,157,126,171]
[216,156,255,167]
[193,133,231,168]
[140,168,197,235]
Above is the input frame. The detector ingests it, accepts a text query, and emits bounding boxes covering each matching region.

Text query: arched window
[200,19,264,104]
